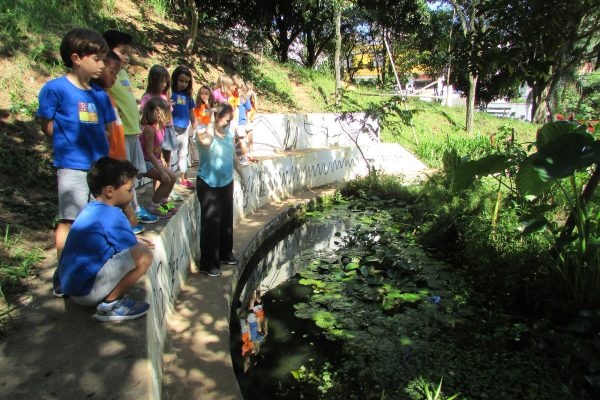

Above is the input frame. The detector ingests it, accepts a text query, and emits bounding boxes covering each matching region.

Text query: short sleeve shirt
[108,69,141,136]
[37,76,114,170]
[196,126,234,187]
[238,98,251,126]
[105,91,127,160]
[59,201,138,296]
[171,91,195,129]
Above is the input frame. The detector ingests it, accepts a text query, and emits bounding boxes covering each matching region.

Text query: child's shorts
[70,248,136,306]
[162,125,178,151]
[57,168,92,221]
[124,135,147,176]
[236,125,247,138]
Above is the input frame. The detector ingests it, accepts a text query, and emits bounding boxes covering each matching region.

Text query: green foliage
[0,225,43,299]
[0,0,121,62]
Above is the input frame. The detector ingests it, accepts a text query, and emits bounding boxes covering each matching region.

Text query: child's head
[214,102,234,128]
[140,97,170,127]
[196,85,213,106]
[146,65,170,95]
[232,74,244,89]
[92,51,122,89]
[87,157,138,206]
[171,65,194,97]
[215,75,234,97]
[60,28,109,72]
[103,30,133,65]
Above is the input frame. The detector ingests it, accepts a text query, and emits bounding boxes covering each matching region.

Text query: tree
[301,2,336,67]
[448,0,486,135]
[485,0,600,123]
[184,0,199,55]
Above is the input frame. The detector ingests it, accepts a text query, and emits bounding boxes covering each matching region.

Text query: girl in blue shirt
[170,65,197,189]
[194,103,247,277]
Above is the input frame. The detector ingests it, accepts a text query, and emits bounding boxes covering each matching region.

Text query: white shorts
[236,125,247,138]
[125,135,147,175]
[71,248,136,306]
[57,168,92,221]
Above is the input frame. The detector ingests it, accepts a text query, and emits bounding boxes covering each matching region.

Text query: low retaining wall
[146,142,426,398]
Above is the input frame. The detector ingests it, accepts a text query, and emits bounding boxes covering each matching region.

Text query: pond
[230,198,585,400]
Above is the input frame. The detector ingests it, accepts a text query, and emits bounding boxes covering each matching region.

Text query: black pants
[196,178,234,271]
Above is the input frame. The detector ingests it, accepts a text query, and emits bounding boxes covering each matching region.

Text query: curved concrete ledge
[0,142,425,400]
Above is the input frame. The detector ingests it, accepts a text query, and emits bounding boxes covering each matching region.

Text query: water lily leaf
[536,120,589,148]
[452,154,510,191]
[360,265,371,277]
[312,310,337,330]
[345,262,360,271]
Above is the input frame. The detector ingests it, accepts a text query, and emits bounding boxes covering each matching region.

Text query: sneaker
[148,204,171,219]
[161,201,179,213]
[200,268,222,277]
[52,269,67,298]
[133,225,145,235]
[179,179,195,189]
[94,296,149,322]
[220,254,239,265]
[168,191,184,202]
[136,207,160,224]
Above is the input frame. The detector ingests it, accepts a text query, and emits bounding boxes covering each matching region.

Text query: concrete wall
[144,112,426,398]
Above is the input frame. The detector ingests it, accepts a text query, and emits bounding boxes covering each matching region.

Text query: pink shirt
[212,88,226,104]
[139,124,164,161]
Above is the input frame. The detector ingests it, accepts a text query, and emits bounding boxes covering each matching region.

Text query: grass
[0,225,43,299]
[379,100,540,167]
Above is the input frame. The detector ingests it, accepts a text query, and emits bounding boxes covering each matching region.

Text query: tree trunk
[531,82,549,123]
[465,73,478,134]
[305,30,316,68]
[184,0,198,55]
[334,7,341,106]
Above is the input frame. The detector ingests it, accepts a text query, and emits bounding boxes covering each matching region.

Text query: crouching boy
[58,157,153,322]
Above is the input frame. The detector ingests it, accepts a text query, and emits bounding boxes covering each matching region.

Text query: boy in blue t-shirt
[37,28,116,267]
[59,157,153,322]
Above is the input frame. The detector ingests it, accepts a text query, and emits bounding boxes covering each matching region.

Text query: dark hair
[171,65,193,97]
[103,30,133,49]
[215,102,234,120]
[87,157,138,197]
[105,51,122,65]
[146,65,170,95]
[196,85,214,108]
[60,28,109,68]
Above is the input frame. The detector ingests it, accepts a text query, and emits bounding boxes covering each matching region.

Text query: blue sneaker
[136,207,159,224]
[94,296,150,322]
[133,225,145,235]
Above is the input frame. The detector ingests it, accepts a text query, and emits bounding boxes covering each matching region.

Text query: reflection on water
[231,215,351,399]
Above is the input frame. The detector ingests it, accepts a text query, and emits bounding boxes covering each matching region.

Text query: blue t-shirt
[59,201,138,296]
[238,98,251,126]
[37,76,115,170]
[171,91,195,129]
[196,126,234,187]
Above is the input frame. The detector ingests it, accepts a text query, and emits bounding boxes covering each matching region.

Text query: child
[245,81,258,161]
[37,28,115,265]
[103,30,159,227]
[58,157,153,322]
[91,51,142,234]
[170,65,196,189]
[233,78,253,163]
[191,85,213,165]
[194,85,213,127]
[139,97,178,217]
[141,65,178,169]
[212,74,234,105]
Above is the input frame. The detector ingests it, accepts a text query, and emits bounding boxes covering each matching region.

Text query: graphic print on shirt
[176,95,186,105]
[79,102,99,123]
[120,79,133,93]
